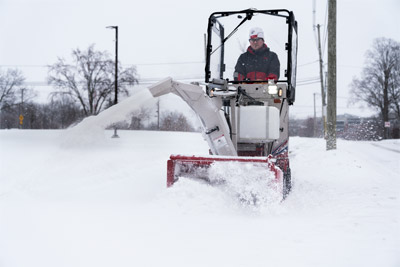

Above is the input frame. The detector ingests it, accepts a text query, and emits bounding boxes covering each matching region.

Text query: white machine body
[238,106,280,142]
[148,77,289,158]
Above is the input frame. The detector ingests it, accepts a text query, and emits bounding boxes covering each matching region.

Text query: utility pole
[107,26,119,105]
[114,26,118,105]
[19,88,25,129]
[157,98,160,130]
[107,25,119,138]
[317,24,327,137]
[326,0,337,150]
[313,93,317,137]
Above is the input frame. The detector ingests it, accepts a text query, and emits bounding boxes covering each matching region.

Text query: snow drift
[1,128,399,267]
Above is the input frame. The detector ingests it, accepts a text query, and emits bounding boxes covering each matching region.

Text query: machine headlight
[267,79,278,95]
[268,84,278,95]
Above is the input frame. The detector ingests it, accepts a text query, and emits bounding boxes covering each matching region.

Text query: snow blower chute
[148,9,298,199]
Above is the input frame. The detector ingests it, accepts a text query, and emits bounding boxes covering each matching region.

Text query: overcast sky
[1,0,399,119]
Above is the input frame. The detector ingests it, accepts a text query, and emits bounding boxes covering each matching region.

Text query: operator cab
[205,9,298,105]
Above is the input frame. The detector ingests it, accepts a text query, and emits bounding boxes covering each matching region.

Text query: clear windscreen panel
[209,20,224,80]
[291,26,298,88]
[208,12,289,83]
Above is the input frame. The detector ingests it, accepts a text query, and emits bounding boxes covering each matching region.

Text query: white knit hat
[249,27,264,39]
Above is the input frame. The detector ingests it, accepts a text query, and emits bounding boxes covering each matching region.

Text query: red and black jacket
[234,44,280,81]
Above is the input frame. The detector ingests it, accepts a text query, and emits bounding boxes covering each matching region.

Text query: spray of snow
[61,89,157,147]
[207,161,281,208]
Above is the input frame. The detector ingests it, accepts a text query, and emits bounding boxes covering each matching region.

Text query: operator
[234,27,280,82]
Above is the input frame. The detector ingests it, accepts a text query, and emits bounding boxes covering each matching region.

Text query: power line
[321,0,329,57]
[338,64,363,69]
[312,0,329,61]
[297,60,319,67]
[297,76,321,85]
[128,61,204,66]
[23,75,322,87]
[312,0,320,50]
[297,80,320,86]
[21,76,204,87]
[0,60,205,69]
[0,65,48,68]
[294,104,368,110]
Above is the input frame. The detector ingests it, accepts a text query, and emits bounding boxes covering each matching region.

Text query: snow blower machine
[149,9,298,200]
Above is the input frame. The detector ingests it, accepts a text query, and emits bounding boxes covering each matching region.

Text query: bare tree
[389,55,400,118]
[160,111,194,132]
[128,107,153,130]
[0,69,25,109]
[0,69,38,128]
[48,44,139,116]
[350,37,400,138]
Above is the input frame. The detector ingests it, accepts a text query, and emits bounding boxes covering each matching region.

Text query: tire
[283,167,292,199]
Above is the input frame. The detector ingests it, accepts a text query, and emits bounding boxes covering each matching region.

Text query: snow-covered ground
[1,127,399,267]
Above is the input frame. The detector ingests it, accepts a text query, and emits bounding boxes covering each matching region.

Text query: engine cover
[238,106,280,142]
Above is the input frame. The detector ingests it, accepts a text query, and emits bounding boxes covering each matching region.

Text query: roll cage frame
[204,9,298,104]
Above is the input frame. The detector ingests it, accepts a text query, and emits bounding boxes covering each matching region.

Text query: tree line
[289,115,396,140]
[350,37,400,139]
[1,38,399,138]
[0,45,195,132]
